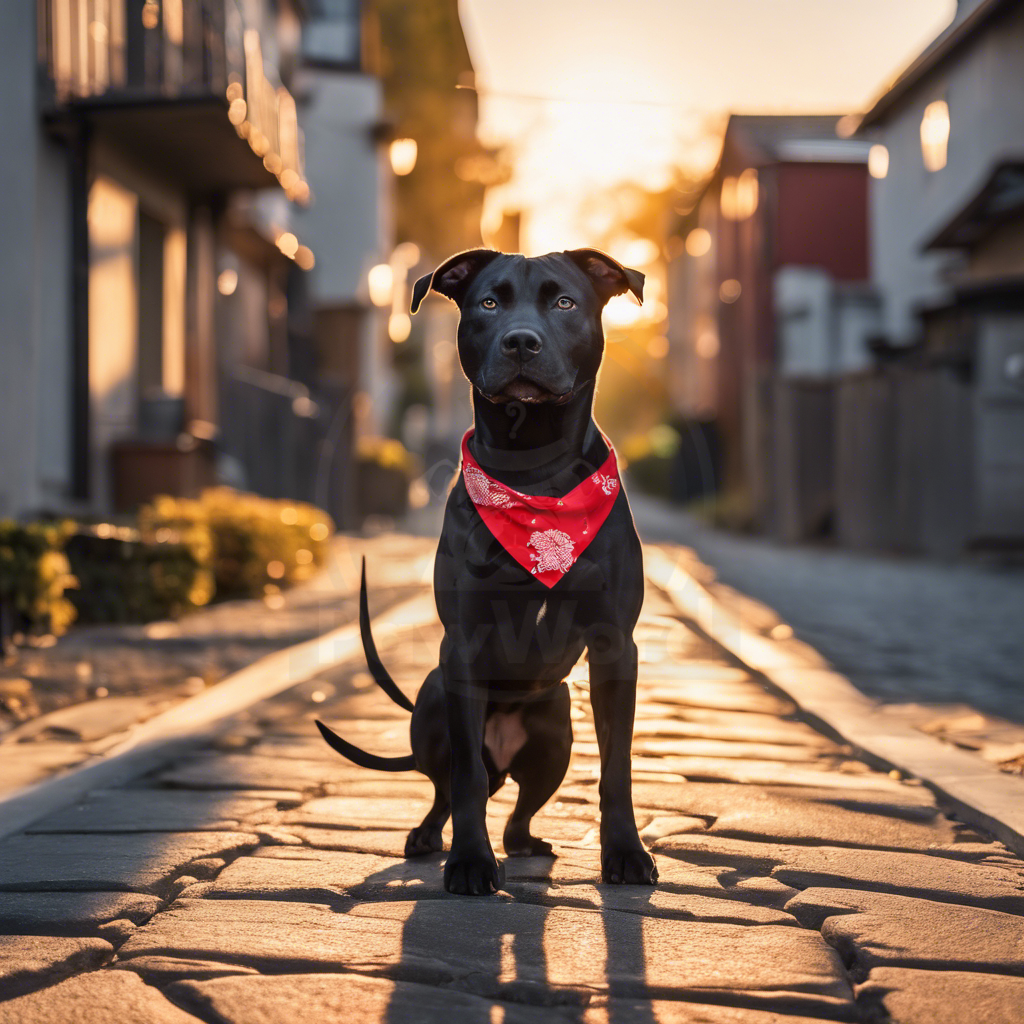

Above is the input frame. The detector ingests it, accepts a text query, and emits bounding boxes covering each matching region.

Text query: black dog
[318,248,658,895]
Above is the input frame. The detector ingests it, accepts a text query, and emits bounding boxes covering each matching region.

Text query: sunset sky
[460,0,956,252]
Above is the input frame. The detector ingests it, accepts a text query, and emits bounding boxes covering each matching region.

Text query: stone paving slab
[26,790,279,833]
[623,759,909,791]
[0,891,161,934]
[247,735,410,761]
[0,832,258,894]
[178,847,432,902]
[638,682,794,716]
[167,972,846,1024]
[168,973,575,1024]
[625,713,833,747]
[614,782,958,856]
[0,934,112,1000]
[0,968,203,1023]
[176,842,795,912]
[295,776,435,800]
[651,834,1024,913]
[157,754,362,791]
[789,889,1024,976]
[281,795,433,829]
[635,664,755,685]
[0,744,90,797]
[272,826,412,857]
[112,955,261,986]
[272,817,601,856]
[855,966,1024,1024]
[618,778,939,816]
[513,847,797,904]
[4,696,165,743]
[574,738,831,762]
[4,537,1024,1021]
[116,898,439,979]
[696,798,961,851]
[499,881,797,925]
[344,901,854,1014]
[590,1001,841,1023]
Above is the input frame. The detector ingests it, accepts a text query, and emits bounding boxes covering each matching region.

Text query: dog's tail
[359,557,415,712]
[313,558,417,772]
[315,720,416,772]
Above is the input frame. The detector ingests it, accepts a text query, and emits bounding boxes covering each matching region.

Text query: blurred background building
[664,0,1024,555]
[2,0,315,519]
[1,0,1020,553]
[0,0,484,529]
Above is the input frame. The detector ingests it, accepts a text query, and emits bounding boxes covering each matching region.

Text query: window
[303,0,361,68]
[868,144,889,179]
[920,100,950,172]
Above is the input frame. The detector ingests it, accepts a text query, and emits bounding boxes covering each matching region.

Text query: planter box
[356,462,409,520]
[111,439,216,513]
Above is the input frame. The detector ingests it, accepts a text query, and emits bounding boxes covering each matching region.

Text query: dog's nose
[501,330,543,362]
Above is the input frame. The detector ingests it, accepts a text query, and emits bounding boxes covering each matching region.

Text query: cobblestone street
[2,536,1024,1022]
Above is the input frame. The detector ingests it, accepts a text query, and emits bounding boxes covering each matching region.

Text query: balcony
[37,0,308,200]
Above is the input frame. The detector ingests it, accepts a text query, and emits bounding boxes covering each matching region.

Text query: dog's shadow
[341,842,659,1024]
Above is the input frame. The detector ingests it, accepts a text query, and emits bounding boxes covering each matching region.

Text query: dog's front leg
[589,639,658,884]
[443,671,503,895]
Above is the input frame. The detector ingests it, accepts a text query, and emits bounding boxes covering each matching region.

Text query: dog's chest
[484,710,529,772]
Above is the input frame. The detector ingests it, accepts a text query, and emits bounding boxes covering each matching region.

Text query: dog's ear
[564,248,645,306]
[410,249,502,314]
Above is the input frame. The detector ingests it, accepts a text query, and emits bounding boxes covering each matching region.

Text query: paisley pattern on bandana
[459,430,622,588]
[528,529,574,574]
[463,463,519,509]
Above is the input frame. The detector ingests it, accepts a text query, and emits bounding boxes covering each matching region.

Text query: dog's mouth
[481,378,575,405]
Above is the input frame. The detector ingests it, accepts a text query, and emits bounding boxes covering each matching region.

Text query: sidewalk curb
[645,545,1024,858]
[0,591,436,842]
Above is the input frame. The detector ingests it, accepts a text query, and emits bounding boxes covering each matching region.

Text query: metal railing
[37,0,306,198]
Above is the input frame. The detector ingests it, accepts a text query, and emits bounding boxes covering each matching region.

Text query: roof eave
[857,0,1016,131]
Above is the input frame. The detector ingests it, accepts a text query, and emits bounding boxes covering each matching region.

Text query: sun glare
[463,0,956,255]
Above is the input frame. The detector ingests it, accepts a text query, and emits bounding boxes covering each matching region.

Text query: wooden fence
[765,368,974,555]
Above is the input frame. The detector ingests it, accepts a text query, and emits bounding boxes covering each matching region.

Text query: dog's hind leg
[503,683,572,857]
[405,788,449,856]
[405,667,451,857]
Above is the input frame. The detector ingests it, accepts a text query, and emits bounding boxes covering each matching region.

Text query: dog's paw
[405,825,444,857]
[501,835,552,860]
[444,848,505,895]
[503,832,554,857]
[601,845,658,885]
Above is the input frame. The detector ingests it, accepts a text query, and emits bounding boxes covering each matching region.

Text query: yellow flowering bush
[0,520,77,638]
[67,524,213,623]
[356,436,421,476]
[140,488,334,599]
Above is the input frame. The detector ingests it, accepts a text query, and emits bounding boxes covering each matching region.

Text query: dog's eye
[556,297,575,310]
[481,298,497,309]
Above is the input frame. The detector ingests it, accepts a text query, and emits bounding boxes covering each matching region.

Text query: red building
[667,115,876,533]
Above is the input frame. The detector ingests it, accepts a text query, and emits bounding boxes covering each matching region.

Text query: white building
[0,0,392,527]
[0,0,314,518]
[858,0,1024,542]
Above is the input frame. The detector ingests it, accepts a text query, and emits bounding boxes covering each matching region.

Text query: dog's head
[411,249,644,404]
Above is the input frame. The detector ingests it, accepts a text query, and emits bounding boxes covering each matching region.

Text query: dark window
[303,0,361,68]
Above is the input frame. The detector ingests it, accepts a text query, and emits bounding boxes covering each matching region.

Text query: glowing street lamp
[389,138,418,176]
[367,263,394,307]
[388,312,412,343]
[685,228,712,258]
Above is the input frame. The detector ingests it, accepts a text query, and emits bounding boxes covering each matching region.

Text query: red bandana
[460,430,621,588]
